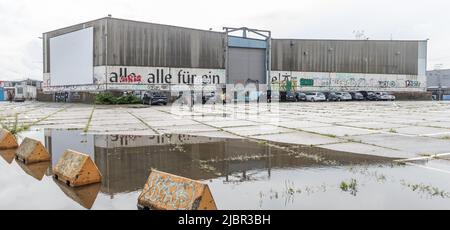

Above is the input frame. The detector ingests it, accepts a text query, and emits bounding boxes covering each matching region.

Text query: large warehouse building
[42,17,428,102]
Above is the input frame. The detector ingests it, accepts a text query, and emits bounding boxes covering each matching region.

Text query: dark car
[322,91,333,101]
[365,91,379,101]
[328,92,339,101]
[349,92,364,100]
[143,92,168,105]
[285,91,297,102]
[295,92,307,101]
[358,91,369,100]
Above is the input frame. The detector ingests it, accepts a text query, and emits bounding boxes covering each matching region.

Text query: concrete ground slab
[203,120,258,128]
[188,131,244,139]
[224,125,293,136]
[301,125,380,137]
[320,142,410,159]
[336,121,408,130]
[385,126,450,136]
[251,131,343,146]
[153,124,218,134]
[420,122,450,129]
[272,120,331,129]
[346,133,450,156]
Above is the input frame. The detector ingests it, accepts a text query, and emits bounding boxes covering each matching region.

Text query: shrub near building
[94,92,142,105]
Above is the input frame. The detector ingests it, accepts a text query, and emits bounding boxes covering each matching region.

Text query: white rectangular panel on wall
[50,27,94,86]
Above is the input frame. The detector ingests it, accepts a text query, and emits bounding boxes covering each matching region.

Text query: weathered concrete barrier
[137,169,217,210]
[16,137,51,164]
[53,149,102,187]
[0,129,18,150]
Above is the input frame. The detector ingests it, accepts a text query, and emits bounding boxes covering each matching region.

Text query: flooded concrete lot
[1,101,450,209]
[1,129,450,209]
[2,101,450,159]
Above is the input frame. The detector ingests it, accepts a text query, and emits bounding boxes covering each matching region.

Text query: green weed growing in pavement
[388,128,397,133]
[340,178,358,196]
[401,180,450,198]
[0,113,29,135]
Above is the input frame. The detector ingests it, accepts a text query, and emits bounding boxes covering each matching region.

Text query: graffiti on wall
[105,67,225,85]
[270,71,426,92]
[44,66,226,92]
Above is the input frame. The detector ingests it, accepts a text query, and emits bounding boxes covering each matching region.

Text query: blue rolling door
[0,88,5,101]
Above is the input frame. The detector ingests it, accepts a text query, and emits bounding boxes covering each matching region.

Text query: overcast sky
[1,0,449,81]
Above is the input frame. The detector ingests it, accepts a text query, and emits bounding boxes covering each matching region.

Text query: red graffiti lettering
[120,74,142,83]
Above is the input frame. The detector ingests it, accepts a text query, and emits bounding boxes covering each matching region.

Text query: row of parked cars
[285,91,396,102]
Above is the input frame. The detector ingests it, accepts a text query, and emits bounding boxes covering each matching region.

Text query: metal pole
[105,18,109,92]
[438,72,442,101]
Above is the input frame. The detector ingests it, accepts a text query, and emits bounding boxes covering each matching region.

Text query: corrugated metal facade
[271,39,421,75]
[106,18,226,69]
[43,17,226,73]
[43,17,426,77]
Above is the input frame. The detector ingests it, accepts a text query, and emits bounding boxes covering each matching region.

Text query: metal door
[227,47,266,84]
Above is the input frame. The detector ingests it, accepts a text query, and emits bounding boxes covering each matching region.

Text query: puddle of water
[1,129,450,210]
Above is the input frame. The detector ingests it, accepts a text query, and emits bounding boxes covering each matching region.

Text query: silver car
[305,92,326,102]
[336,92,352,101]
[377,92,396,101]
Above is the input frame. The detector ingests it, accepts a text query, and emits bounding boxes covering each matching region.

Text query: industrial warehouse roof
[45,17,427,42]
[43,17,427,76]
[44,17,225,35]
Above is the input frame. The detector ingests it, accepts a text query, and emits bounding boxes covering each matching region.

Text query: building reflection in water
[42,129,390,198]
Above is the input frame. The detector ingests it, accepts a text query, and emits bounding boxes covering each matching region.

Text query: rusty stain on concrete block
[138,169,217,210]
[16,137,51,164]
[53,149,102,187]
[0,129,18,150]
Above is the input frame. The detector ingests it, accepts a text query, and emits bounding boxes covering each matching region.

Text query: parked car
[336,92,352,101]
[321,91,332,101]
[305,92,326,102]
[143,92,168,105]
[349,92,364,100]
[358,91,371,100]
[323,92,338,101]
[375,92,396,101]
[365,91,379,101]
[322,91,331,101]
[295,92,307,101]
[285,91,297,102]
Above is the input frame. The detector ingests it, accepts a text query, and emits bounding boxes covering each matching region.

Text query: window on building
[17,87,23,94]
